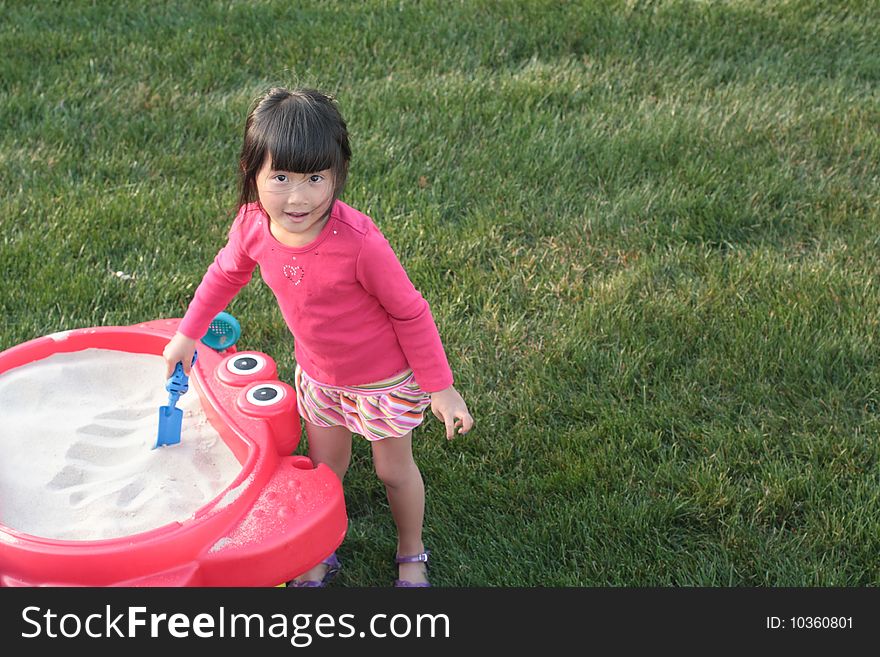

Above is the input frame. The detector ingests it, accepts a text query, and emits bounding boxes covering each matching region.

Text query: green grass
[1,0,879,585]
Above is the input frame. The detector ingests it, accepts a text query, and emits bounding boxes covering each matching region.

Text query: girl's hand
[162,332,198,378]
[430,385,474,440]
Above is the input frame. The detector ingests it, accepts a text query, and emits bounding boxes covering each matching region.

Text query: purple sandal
[287,552,341,588]
[394,550,431,588]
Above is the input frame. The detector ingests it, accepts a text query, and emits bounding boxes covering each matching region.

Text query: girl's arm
[165,209,258,376]
[356,227,474,438]
[356,229,453,392]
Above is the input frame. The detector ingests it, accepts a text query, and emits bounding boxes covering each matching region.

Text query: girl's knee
[374,454,420,488]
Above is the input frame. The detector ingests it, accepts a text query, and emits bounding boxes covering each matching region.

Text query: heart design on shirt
[283,263,304,286]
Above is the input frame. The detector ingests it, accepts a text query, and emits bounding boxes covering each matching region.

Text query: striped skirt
[294,364,431,440]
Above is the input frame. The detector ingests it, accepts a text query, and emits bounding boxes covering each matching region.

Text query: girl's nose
[286,188,306,205]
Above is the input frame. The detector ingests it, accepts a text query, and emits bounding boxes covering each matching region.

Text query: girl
[163,87,473,587]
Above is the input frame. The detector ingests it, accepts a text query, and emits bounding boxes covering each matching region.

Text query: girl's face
[256,157,335,246]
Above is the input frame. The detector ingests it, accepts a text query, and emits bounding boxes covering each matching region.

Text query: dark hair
[238,87,351,211]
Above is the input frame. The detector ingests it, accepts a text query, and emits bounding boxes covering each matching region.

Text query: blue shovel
[154,352,198,449]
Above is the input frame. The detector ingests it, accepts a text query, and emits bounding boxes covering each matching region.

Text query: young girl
[162,87,473,587]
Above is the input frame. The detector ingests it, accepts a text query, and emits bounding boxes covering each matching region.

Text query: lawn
[1,0,878,585]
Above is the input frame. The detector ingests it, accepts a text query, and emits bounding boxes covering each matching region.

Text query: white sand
[0,348,242,541]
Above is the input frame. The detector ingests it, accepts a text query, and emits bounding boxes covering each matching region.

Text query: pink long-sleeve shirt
[178,201,453,392]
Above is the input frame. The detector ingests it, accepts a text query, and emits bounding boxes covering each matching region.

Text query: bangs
[263,101,341,174]
[239,87,351,209]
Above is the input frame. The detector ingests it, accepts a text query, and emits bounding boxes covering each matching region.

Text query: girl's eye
[274,174,288,183]
[309,174,324,183]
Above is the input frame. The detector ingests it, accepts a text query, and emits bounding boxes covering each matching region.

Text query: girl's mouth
[286,211,310,220]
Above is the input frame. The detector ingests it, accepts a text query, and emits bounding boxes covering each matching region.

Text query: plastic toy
[201,311,241,351]
[0,318,347,587]
[155,352,198,449]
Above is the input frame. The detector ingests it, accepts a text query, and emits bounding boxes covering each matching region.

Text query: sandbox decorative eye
[226,354,267,376]
[245,383,285,407]
[218,351,278,386]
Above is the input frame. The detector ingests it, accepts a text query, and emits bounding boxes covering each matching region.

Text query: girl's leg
[291,421,352,584]
[303,421,353,482]
[371,431,429,585]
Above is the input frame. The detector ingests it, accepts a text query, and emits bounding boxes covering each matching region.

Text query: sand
[0,348,242,541]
